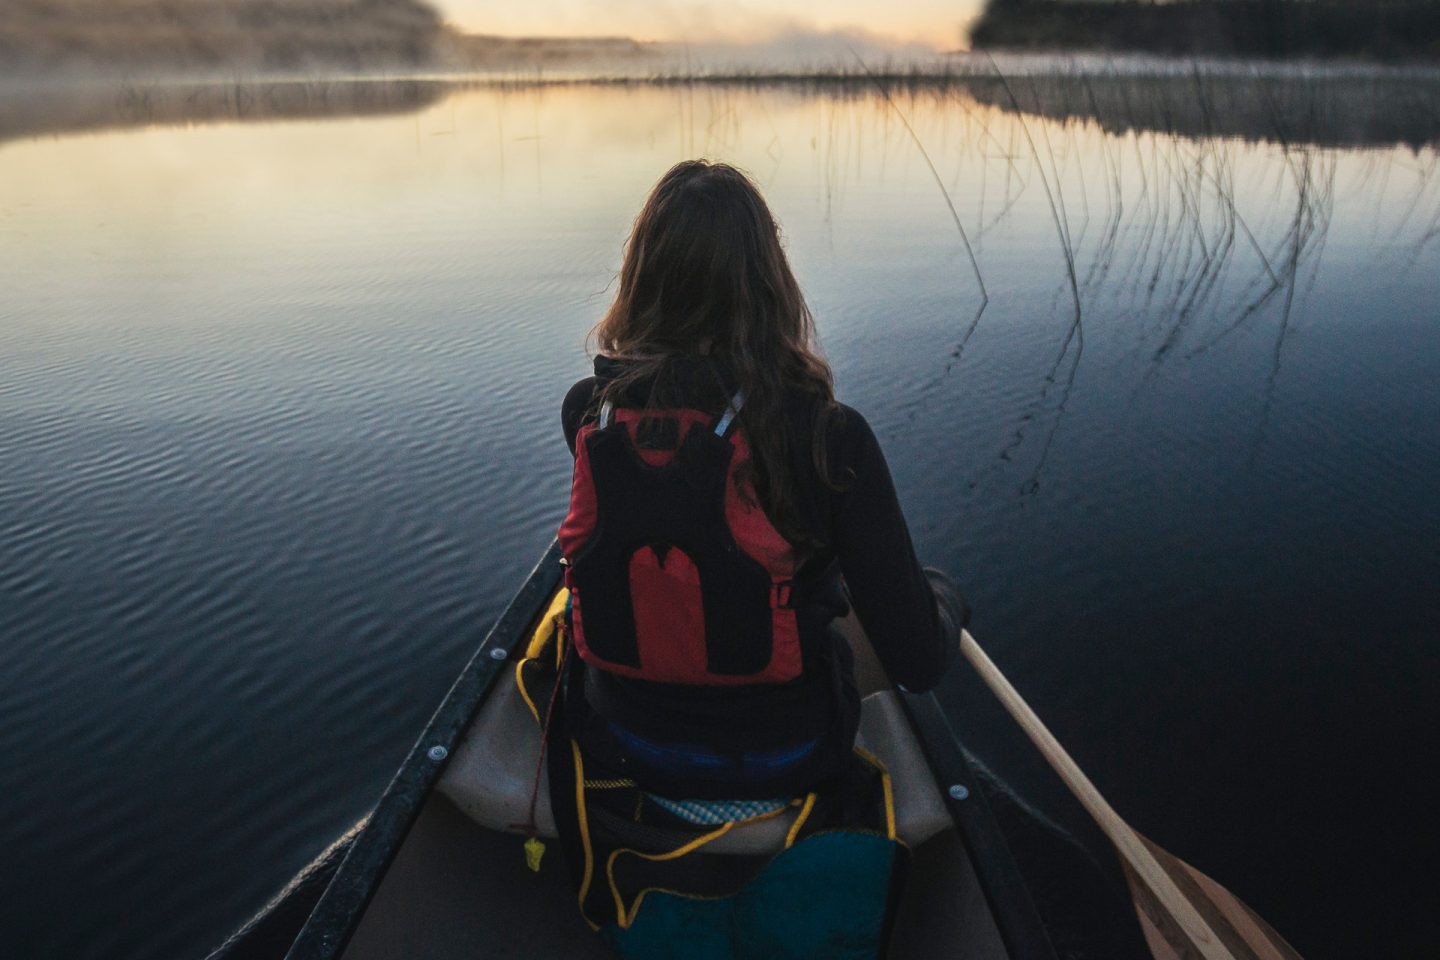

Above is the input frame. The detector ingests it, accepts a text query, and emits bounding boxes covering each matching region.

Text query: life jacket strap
[598,392,742,436]
[772,579,798,610]
[713,390,746,438]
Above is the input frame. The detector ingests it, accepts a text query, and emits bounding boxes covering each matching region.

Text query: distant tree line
[970,0,1440,61]
[0,0,445,74]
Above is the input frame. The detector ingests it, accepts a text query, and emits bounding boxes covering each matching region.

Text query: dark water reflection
[2,72,1438,959]
[966,67,1440,150]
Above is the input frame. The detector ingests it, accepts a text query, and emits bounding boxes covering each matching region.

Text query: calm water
[2,71,1439,959]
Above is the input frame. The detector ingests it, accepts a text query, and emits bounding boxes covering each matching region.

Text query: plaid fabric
[584,778,639,790]
[645,794,789,826]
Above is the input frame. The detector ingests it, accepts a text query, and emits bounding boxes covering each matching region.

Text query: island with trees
[970,0,1440,61]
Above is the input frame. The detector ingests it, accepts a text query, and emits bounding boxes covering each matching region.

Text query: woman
[549,159,966,955]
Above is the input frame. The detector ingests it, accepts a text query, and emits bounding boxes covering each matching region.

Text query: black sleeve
[561,377,599,455]
[828,406,957,693]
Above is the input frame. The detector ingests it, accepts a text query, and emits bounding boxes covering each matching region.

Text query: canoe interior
[340,791,1009,960]
[249,543,1055,960]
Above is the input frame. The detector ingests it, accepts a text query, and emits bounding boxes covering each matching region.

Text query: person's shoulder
[562,376,600,451]
[563,376,598,413]
[777,391,879,469]
[829,400,869,429]
[818,399,876,446]
[820,402,888,485]
[774,384,869,432]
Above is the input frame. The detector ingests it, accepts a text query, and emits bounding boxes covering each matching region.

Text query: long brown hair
[593,159,839,550]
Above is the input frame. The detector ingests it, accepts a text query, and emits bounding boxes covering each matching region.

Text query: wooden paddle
[958,630,1304,960]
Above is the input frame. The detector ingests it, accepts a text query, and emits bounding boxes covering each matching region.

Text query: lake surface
[2,67,1438,959]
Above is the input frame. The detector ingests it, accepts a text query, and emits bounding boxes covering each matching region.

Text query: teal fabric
[602,832,901,960]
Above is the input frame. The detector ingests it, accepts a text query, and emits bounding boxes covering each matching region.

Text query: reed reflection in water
[1,71,1438,960]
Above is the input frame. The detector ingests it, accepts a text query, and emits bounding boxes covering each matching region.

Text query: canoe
[206,540,1061,960]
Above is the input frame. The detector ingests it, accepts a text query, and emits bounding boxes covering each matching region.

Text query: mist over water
[2,69,1438,959]
[0,0,947,83]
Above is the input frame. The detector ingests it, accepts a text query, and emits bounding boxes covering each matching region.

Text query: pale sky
[433,0,987,49]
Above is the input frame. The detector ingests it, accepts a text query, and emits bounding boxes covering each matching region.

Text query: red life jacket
[558,393,803,686]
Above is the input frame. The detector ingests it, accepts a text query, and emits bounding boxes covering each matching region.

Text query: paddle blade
[1122,833,1303,960]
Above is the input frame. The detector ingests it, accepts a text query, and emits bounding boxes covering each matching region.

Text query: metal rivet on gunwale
[427,745,448,762]
[489,648,508,661]
[948,784,970,801]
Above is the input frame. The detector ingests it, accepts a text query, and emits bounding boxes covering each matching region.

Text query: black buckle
[772,580,798,609]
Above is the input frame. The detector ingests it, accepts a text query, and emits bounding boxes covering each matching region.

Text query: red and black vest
[558,394,804,686]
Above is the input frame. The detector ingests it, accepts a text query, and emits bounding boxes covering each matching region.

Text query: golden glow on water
[1,74,1435,417]
[4,81,1435,320]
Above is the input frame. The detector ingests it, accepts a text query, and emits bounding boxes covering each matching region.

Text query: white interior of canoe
[339,616,1011,959]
